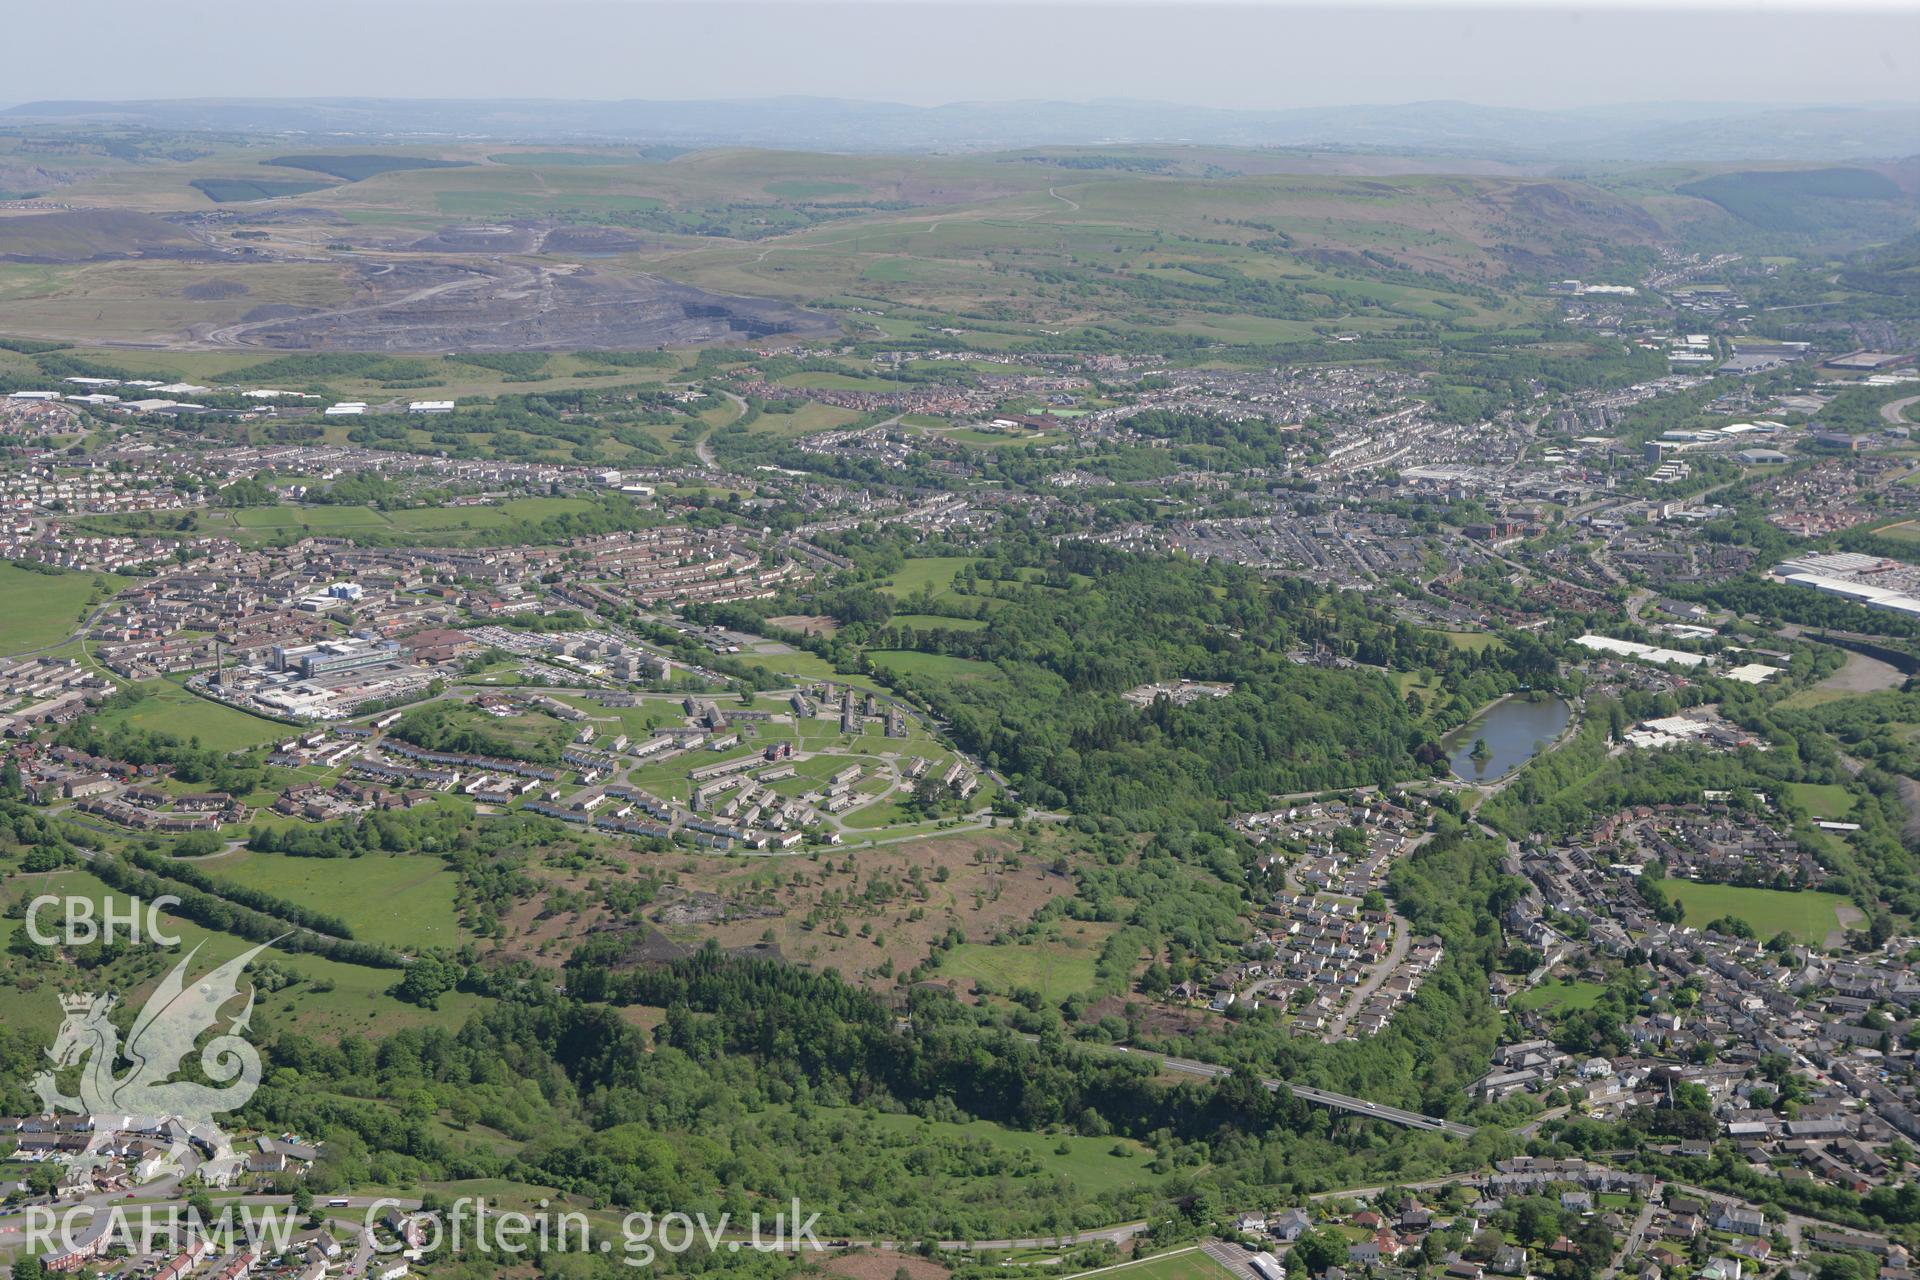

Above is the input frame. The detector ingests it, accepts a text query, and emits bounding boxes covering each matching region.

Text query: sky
[5,0,1917,111]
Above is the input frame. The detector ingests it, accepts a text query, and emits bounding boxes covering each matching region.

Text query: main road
[1023,1036,1477,1138]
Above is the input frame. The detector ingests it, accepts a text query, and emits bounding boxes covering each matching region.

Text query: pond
[1446,694,1572,782]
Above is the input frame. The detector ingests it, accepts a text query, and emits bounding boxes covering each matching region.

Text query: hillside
[0,208,206,261]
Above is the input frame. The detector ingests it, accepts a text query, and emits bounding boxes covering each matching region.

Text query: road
[1879,394,1920,426]
[1515,1103,1572,1139]
[1602,1199,1658,1280]
[698,390,751,467]
[1321,917,1410,1040]
[1321,848,1423,1041]
[1053,1038,1477,1137]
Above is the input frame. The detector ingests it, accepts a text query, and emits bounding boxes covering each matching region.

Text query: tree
[389,954,458,1009]
[1292,1228,1347,1277]
[1513,1196,1560,1245]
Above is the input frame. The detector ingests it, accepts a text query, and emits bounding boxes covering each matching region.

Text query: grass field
[1509,979,1607,1014]
[1075,1250,1242,1280]
[738,401,863,438]
[1777,688,1861,710]
[890,613,990,632]
[823,1108,1160,1198]
[0,564,123,655]
[1662,881,1853,944]
[208,850,465,950]
[92,679,287,752]
[228,496,597,537]
[765,180,866,198]
[876,556,976,599]
[1433,629,1505,653]
[1785,781,1857,820]
[938,939,1099,1000]
[868,650,1003,681]
[0,867,485,1040]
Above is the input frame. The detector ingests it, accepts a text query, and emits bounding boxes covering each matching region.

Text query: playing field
[1785,781,1857,820]
[0,563,123,655]
[1661,881,1854,944]
[1075,1250,1243,1280]
[1509,979,1607,1013]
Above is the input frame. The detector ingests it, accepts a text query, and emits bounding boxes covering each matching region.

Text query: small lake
[1446,694,1572,782]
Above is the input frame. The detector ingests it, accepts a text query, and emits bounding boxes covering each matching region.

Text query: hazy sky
[5,0,1917,110]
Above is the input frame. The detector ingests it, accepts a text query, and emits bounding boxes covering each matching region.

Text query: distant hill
[0,209,203,261]
[7,96,1920,163]
[191,177,334,203]
[267,154,472,181]
[1678,167,1906,231]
